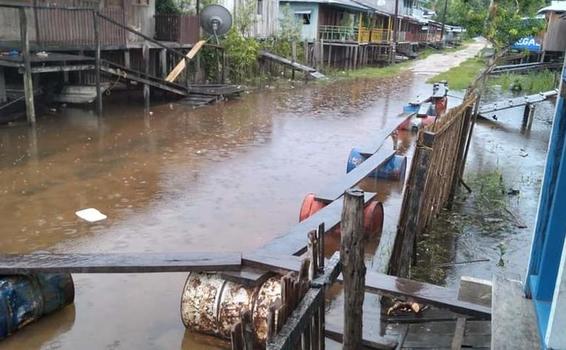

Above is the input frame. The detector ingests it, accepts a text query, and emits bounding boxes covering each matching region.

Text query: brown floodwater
[0,71,435,349]
[2,39,547,350]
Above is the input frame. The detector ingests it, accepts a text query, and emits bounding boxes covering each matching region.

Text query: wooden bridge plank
[339,271,491,318]
[0,252,241,273]
[257,192,377,256]
[316,147,394,202]
[479,90,557,115]
[356,112,414,156]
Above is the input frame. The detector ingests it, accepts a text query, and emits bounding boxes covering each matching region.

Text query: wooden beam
[450,317,466,350]
[165,40,206,82]
[19,7,35,124]
[25,64,96,73]
[343,271,491,318]
[0,252,242,273]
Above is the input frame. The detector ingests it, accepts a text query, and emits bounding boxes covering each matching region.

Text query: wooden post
[124,50,131,69]
[527,104,536,130]
[328,45,332,67]
[319,40,324,69]
[340,188,365,350]
[222,49,226,84]
[20,8,35,124]
[142,43,150,110]
[0,67,6,103]
[304,40,308,65]
[292,41,297,80]
[353,46,358,70]
[159,49,167,78]
[447,106,473,208]
[93,11,102,115]
[390,146,432,277]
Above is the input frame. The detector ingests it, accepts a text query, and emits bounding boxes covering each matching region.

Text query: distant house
[219,0,280,38]
[538,1,566,53]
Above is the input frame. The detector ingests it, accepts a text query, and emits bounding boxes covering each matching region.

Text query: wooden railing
[370,29,392,43]
[319,25,358,42]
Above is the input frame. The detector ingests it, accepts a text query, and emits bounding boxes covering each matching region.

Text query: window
[294,11,311,25]
[301,13,310,24]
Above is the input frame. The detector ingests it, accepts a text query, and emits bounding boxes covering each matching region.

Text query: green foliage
[489,69,558,93]
[223,28,260,82]
[430,0,545,48]
[426,56,486,90]
[279,4,302,42]
[156,0,181,14]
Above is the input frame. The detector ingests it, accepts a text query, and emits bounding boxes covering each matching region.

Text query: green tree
[278,4,302,41]
[235,0,258,36]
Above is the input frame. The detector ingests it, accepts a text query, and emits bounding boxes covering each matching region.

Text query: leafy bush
[223,28,260,82]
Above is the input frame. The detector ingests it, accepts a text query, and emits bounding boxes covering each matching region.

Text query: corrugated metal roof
[538,1,566,13]
[282,0,371,11]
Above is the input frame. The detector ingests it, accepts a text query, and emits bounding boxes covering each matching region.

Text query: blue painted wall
[527,55,566,349]
[279,2,320,41]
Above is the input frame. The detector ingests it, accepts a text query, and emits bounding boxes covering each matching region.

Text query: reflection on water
[0,73,433,349]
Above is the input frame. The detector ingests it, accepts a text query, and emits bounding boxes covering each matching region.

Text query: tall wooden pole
[20,8,35,124]
[143,43,150,110]
[341,188,365,350]
[440,0,448,41]
[391,0,400,64]
[93,11,102,115]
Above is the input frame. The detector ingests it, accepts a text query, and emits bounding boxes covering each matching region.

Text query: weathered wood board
[165,40,206,82]
[339,271,491,318]
[0,252,242,273]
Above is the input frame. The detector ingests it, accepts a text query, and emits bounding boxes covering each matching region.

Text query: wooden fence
[390,89,481,278]
[155,14,200,45]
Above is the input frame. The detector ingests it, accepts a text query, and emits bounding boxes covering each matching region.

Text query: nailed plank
[0,252,241,273]
[220,266,272,287]
[315,147,394,202]
[491,275,540,350]
[242,253,303,275]
[257,192,377,256]
[342,271,491,318]
[165,40,206,82]
[451,317,466,350]
[260,50,317,73]
[403,320,491,348]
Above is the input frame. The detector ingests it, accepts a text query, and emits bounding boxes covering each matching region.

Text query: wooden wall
[543,12,566,52]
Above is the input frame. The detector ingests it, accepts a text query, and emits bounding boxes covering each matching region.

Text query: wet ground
[0,38,552,349]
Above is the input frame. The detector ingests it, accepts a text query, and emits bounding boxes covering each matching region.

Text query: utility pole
[390,0,400,63]
[440,0,448,41]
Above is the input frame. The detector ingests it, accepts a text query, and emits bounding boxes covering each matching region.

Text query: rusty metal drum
[180,273,282,343]
[0,273,74,339]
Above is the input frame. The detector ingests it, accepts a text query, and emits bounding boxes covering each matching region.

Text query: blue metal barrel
[347,148,407,181]
[0,274,74,339]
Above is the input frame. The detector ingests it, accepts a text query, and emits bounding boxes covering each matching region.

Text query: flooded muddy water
[1,39,533,350]
[0,72,428,349]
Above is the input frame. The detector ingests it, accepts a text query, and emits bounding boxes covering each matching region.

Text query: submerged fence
[389,66,493,277]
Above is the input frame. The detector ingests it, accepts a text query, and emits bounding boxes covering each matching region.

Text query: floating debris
[75,208,107,222]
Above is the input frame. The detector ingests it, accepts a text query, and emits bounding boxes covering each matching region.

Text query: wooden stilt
[292,41,296,80]
[353,46,358,70]
[93,11,102,115]
[20,8,35,124]
[341,188,365,350]
[142,43,150,110]
[0,67,6,103]
[159,49,167,78]
[328,45,332,67]
[527,104,535,130]
[124,50,131,69]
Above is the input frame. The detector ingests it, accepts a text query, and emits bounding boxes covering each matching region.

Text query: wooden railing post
[142,42,150,110]
[93,11,102,115]
[340,188,365,350]
[19,7,35,124]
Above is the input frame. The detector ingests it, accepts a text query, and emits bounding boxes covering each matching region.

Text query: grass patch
[489,69,558,94]
[333,61,411,79]
[426,56,486,90]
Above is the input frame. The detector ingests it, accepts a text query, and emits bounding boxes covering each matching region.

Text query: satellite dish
[200,4,233,37]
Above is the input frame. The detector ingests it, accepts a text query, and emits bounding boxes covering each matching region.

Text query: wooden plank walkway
[259,50,325,79]
[316,147,394,202]
[339,271,491,318]
[356,112,414,155]
[479,90,557,115]
[257,192,377,256]
[0,252,242,273]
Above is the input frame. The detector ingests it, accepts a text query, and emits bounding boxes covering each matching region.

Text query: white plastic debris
[75,208,107,222]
